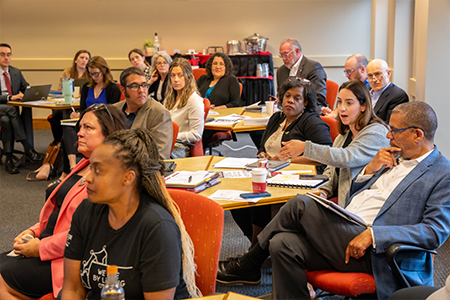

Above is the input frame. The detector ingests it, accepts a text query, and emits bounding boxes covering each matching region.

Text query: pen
[71,107,76,113]
[188,175,192,183]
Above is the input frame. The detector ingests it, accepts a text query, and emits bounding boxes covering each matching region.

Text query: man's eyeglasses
[343,67,359,76]
[0,52,12,58]
[125,82,150,91]
[388,126,419,136]
[278,49,294,59]
[288,77,310,86]
[89,71,102,77]
[367,70,387,81]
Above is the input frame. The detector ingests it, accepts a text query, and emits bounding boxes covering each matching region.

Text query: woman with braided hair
[62,128,200,300]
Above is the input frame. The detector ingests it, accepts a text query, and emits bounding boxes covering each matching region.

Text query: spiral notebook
[267,174,328,189]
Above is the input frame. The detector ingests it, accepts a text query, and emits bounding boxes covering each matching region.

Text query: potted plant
[143,40,155,56]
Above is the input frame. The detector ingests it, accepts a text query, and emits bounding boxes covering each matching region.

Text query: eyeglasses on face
[89,71,102,77]
[388,125,419,136]
[156,61,168,66]
[367,70,387,80]
[343,67,359,76]
[288,76,311,86]
[125,82,150,91]
[279,49,294,59]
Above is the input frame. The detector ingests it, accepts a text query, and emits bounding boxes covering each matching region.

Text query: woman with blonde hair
[148,51,172,103]
[57,50,91,92]
[165,58,204,158]
[62,128,200,300]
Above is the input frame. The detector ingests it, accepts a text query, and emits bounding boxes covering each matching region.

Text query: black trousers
[257,194,372,300]
[0,105,26,153]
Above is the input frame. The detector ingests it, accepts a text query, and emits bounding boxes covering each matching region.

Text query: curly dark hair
[205,52,234,78]
[277,78,318,114]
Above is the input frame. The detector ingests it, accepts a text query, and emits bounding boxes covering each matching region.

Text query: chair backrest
[193,68,207,81]
[171,121,179,155]
[238,82,243,97]
[325,80,339,109]
[116,82,126,101]
[191,98,210,156]
[320,115,339,142]
[168,189,224,296]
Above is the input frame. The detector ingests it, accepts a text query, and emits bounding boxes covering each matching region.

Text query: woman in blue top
[54,57,121,186]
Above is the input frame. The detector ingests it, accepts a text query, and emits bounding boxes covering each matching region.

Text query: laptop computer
[20,84,52,102]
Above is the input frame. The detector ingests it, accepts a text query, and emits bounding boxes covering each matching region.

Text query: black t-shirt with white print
[65,193,189,300]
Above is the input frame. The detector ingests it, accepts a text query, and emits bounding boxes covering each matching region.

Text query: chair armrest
[385,243,437,288]
[176,139,195,147]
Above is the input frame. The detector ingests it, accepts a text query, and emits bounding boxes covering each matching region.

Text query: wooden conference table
[166,156,317,211]
[8,100,80,147]
[205,106,270,133]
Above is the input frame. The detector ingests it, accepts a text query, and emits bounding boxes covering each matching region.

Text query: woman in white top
[164,58,204,158]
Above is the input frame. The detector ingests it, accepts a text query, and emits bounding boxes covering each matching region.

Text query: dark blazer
[196,75,240,108]
[346,147,450,300]
[148,75,169,103]
[79,81,121,112]
[277,56,327,108]
[373,83,409,122]
[259,111,333,173]
[0,66,29,104]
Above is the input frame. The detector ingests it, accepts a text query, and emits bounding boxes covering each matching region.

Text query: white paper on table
[22,100,56,105]
[208,111,219,115]
[208,190,262,203]
[216,170,252,178]
[269,170,314,176]
[165,171,210,185]
[213,157,258,169]
[206,114,250,126]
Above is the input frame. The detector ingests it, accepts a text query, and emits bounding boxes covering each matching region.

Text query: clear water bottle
[154,32,160,52]
[101,265,125,300]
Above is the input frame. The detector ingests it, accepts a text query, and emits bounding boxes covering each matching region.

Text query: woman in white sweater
[280,80,390,207]
[165,58,204,158]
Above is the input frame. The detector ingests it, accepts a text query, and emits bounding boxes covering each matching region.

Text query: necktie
[3,72,12,95]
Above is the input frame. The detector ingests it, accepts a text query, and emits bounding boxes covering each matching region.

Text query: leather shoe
[216,257,261,285]
[5,160,19,174]
[24,149,44,162]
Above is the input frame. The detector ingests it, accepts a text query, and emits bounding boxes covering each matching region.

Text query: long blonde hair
[164,58,199,111]
[103,128,201,298]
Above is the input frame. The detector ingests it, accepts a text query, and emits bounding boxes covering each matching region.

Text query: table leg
[20,107,34,148]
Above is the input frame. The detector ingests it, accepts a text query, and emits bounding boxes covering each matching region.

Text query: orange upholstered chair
[190,98,210,157]
[116,82,126,101]
[325,80,339,109]
[168,189,224,296]
[193,68,207,81]
[171,121,179,155]
[307,243,437,298]
[320,115,339,142]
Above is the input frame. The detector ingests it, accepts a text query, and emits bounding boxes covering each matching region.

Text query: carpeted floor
[0,130,449,299]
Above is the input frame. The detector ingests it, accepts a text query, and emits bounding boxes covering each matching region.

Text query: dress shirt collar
[289,54,303,76]
[370,82,391,107]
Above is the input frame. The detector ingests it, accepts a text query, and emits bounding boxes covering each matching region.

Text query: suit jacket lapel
[296,56,307,78]
[132,98,151,129]
[374,84,393,113]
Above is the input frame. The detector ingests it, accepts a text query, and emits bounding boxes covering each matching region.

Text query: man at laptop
[0,43,43,174]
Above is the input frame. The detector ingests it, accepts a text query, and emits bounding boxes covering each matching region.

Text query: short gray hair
[348,53,368,68]
[150,51,173,75]
[392,101,437,141]
[280,38,302,53]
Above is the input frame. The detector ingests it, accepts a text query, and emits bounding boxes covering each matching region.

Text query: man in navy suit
[367,59,409,122]
[0,43,43,174]
[217,101,450,300]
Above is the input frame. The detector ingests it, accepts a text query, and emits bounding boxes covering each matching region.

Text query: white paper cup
[252,168,268,192]
[73,86,80,98]
[266,101,275,116]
